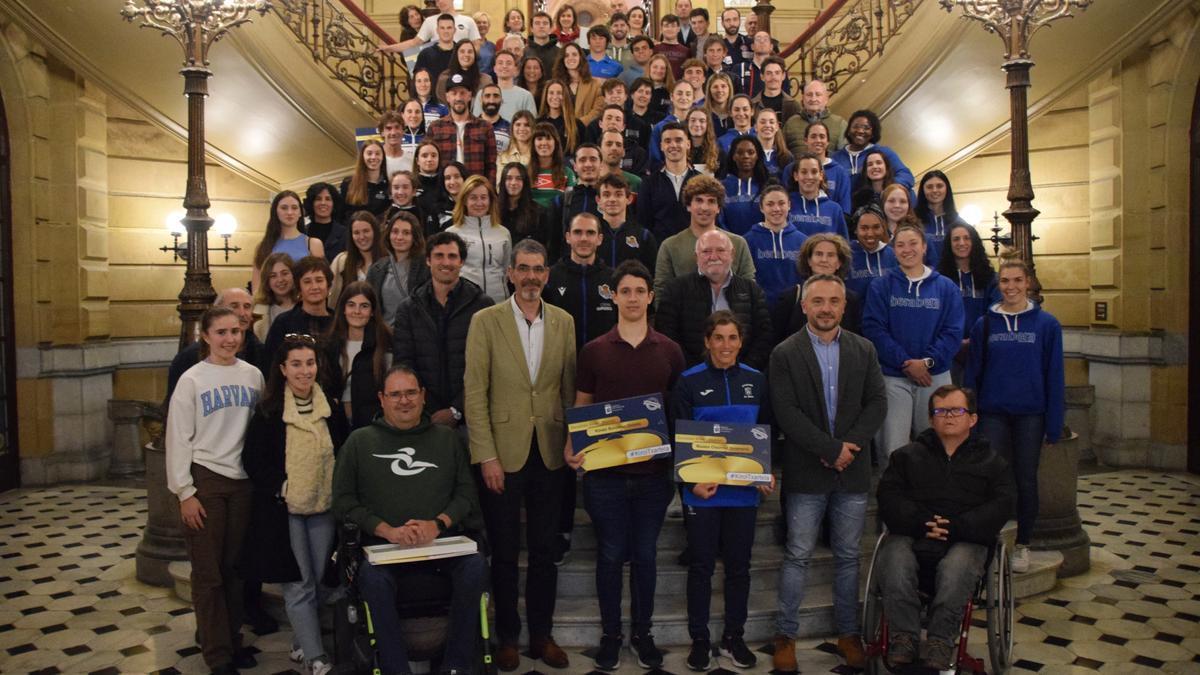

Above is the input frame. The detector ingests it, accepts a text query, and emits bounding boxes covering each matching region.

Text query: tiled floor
[0,469,1197,674]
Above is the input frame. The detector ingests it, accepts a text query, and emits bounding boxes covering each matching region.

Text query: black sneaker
[552,533,571,566]
[630,633,663,669]
[887,632,918,668]
[719,634,756,669]
[686,639,712,671]
[594,633,622,671]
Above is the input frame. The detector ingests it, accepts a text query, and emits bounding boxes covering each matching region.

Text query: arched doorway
[0,90,18,491]
[1190,82,1200,473]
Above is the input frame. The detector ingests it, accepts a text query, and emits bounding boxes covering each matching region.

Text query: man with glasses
[874,384,1015,672]
[464,239,576,670]
[332,363,487,675]
[392,232,494,431]
[769,274,887,672]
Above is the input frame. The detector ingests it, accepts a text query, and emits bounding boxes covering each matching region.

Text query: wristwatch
[449,406,463,421]
[923,357,935,369]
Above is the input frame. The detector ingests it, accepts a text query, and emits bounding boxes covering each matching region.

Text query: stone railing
[781,0,925,95]
[271,0,408,115]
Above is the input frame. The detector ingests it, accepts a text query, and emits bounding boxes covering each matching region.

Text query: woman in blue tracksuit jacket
[964,259,1064,573]
[846,204,897,298]
[936,223,1000,382]
[743,184,807,308]
[861,224,964,467]
[788,153,849,240]
[914,170,966,270]
[720,135,769,237]
[672,310,773,669]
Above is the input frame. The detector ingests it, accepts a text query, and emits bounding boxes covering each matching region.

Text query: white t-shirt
[455,121,468,163]
[417,13,480,44]
[165,359,264,501]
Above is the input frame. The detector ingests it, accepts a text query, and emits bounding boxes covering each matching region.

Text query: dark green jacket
[332,415,481,540]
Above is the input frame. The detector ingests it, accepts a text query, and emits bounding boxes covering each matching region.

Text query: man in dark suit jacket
[768,274,887,673]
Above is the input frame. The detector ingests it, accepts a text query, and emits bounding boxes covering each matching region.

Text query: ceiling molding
[0,0,283,192]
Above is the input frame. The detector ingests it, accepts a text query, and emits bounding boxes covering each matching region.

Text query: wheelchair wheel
[985,539,1014,674]
[861,532,888,675]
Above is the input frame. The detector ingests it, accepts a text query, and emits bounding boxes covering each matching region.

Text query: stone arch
[0,20,40,350]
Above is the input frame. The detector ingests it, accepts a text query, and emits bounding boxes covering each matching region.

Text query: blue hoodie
[847,240,897,298]
[824,159,852,215]
[830,143,915,193]
[763,149,785,181]
[743,222,808,308]
[788,192,849,240]
[862,266,964,377]
[717,128,756,155]
[672,361,768,508]
[922,212,965,269]
[721,175,764,237]
[951,268,1001,337]
[964,301,1065,443]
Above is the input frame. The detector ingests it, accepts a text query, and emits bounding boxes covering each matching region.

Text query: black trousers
[476,439,565,644]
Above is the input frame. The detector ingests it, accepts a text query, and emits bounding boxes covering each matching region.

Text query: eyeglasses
[382,389,422,401]
[284,333,316,345]
[514,264,548,275]
[931,407,971,418]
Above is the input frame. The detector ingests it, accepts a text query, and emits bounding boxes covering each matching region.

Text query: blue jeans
[582,470,674,638]
[684,503,756,640]
[876,535,987,644]
[776,491,867,638]
[283,512,336,665]
[356,551,487,674]
[978,413,1044,544]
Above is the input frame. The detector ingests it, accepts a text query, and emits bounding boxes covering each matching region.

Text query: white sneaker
[310,657,333,675]
[290,646,305,663]
[1012,545,1031,574]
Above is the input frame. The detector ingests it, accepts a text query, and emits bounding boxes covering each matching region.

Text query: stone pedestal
[136,441,189,587]
[107,399,156,477]
[1031,429,1091,577]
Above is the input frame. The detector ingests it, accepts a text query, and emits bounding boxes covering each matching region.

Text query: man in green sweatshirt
[333,364,485,675]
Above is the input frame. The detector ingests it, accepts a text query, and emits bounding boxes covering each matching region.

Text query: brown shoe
[530,635,570,669]
[772,634,798,673]
[494,643,520,672]
[838,634,866,669]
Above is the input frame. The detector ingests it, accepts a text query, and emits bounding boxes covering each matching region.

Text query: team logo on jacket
[742,383,755,398]
[626,235,640,248]
[374,448,438,477]
[597,284,613,300]
[557,286,567,296]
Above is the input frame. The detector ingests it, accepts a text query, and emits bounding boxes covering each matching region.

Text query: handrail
[336,0,395,45]
[782,0,924,96]
[271,0,409,115]
[780,0,853,59]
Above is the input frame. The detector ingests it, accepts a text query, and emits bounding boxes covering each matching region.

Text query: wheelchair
[861,522,1015,674]
[332,521,495,675]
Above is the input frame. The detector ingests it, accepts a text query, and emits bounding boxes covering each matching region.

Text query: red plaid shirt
[426,116,497,184]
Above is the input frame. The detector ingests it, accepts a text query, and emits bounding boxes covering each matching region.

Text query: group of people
[163,2,1066,675]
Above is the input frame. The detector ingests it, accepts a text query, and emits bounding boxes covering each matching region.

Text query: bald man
[164,287,264,408]
[783,79,847,158]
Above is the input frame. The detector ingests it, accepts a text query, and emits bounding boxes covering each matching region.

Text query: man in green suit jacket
[463,239,577,670]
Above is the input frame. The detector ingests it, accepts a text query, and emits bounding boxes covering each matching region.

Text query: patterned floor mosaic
[0,469,1196,674]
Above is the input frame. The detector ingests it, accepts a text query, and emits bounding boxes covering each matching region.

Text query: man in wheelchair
[333,364,488,675]
[875,385,1015,671]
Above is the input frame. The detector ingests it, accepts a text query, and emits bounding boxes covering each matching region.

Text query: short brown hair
[293,255,333,286]
[797,233,852,279]
[377,110,403,132]
[682,174,725,210]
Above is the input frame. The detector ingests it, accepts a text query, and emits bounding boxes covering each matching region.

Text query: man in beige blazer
[464,239,576,670]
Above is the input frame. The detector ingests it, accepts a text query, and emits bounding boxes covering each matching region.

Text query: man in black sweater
[654,229,772,370]
[545,213,616,351]
[875,385,1015,671]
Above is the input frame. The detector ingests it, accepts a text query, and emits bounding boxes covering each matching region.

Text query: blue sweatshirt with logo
[671,361,768,508]
[847,240,897,298]
[964,301,1065,442]
[861,266,964,377]
[950,268,1001,338]
[721,175,764,237]
[743,222,807,308]
[788,192,849,240]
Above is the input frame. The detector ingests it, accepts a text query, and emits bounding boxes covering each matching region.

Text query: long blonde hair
[539,79,580,151]
[452,175,502,226]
